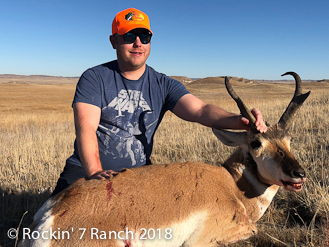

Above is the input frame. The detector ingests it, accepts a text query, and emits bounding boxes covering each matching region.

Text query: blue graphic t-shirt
[66,60,189,171]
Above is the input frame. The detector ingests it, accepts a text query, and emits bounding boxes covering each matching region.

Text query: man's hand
[239,108,267,133]
[87,170,119,180]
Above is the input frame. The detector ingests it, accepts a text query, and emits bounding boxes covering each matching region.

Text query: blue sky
[0,0,328,80]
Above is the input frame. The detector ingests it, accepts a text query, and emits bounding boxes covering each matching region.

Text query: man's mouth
[130,51,143,56]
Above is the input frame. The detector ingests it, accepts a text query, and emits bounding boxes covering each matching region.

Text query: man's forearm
[173,94,247,130]
[76,126,103,177]
[196,104,244,130]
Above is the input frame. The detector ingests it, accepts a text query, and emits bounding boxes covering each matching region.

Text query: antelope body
[19,72,310,247]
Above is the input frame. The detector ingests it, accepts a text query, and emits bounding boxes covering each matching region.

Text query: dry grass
[0,78,329,246]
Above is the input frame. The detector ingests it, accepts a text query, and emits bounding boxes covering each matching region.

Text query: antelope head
[213,72,310,192]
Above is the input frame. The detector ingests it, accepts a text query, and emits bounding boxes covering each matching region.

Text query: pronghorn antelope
[19,72,310,247]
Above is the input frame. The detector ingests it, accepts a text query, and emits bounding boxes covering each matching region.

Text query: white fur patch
[20,198,56,247]
[256,186,278,218]
[33,197,57,222]
[239,166,278,219]
[115,211,208,247]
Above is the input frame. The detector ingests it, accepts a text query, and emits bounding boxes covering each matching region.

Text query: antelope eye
[250,140,262,150]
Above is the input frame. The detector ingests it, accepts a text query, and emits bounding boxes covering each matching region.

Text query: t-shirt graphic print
[99,89,157,167]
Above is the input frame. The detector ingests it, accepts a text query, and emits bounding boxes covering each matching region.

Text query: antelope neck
[224,150,280,222]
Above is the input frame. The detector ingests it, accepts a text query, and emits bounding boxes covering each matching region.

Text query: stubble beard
[118,50,149,72]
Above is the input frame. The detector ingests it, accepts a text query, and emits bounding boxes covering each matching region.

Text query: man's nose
[133,36,142,47]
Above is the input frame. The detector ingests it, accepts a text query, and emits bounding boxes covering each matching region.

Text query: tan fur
[20,163,259,246]
[56,162,257,246]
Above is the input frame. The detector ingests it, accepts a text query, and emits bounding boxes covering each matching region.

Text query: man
[52,8,267,196]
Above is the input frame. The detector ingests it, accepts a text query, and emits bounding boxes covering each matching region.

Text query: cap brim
[117,24,153,35]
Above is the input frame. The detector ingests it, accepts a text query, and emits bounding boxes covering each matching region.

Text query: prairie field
[0,76,329,246]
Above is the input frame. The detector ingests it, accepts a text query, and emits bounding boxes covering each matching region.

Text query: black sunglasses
[116,32,152,44]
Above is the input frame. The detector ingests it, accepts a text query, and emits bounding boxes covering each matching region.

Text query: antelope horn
[225,77,259,133]
[278,72,311,128]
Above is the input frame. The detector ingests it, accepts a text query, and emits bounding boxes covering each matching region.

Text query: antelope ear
[212,128,248,147]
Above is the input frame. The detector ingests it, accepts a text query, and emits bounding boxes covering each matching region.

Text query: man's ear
[109,35,117,49]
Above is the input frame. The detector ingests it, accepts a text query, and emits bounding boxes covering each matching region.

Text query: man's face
[111,28,151,72]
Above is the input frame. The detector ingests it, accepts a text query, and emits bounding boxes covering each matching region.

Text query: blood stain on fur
[106,181,114,202]
[123,239,132,247]
[59,209,69,217]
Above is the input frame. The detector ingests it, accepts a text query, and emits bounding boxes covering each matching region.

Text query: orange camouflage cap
[112,8,153,35]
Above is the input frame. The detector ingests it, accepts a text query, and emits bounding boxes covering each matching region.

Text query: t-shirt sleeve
[72,69,102,108]
[164,77,190,111]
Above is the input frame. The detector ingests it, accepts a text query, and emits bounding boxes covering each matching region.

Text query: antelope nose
[292,170,305,179]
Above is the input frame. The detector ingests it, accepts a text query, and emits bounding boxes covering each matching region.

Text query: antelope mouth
[281,180,304,192]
